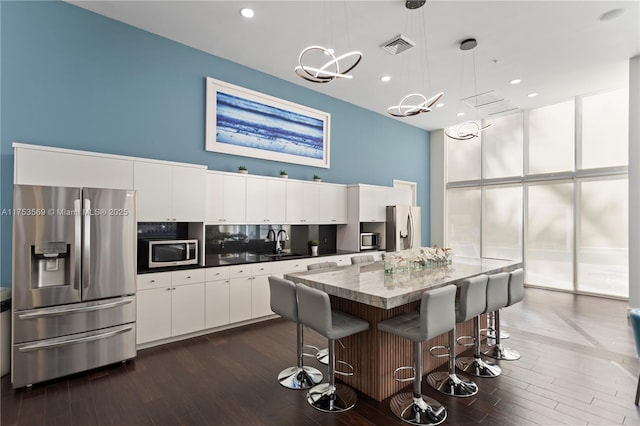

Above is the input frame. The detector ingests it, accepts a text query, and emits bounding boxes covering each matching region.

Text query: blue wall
[0,1,431,284]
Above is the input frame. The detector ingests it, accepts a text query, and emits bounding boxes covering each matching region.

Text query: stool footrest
[456,335,476,347]
[429,345,450,358]
[335,360,355,377]
[392,366,415,383]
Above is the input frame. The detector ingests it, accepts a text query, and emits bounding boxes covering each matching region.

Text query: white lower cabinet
[205,267,230,329]
[250,263,273,319]
[136,270,205,345]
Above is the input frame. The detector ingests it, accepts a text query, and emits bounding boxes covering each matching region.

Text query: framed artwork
[205,77,330,168]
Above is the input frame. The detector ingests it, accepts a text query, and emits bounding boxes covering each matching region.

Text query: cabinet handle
[186,276,191,279]
[166,288,172,291]
[150,280,155,283]
[172,287,176,290]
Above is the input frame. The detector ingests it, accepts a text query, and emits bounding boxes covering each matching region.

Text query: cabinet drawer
[251,262,272,276]
[205,266,230,282]
[171,269,205,286]
[229,265,252,279]
[137,272,171,290]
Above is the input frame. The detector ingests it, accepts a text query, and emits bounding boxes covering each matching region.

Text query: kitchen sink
[262,252,305,259]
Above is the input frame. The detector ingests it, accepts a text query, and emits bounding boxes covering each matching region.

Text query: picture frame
[205,77,330,168]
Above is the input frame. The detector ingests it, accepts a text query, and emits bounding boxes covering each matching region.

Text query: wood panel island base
[285,256,522,402]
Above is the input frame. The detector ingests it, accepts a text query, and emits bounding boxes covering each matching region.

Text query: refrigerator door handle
[408,210,415,249]
[83,198,91,290]
[74,199,82,291]
[17,325,134,352]
[17,298,134,320]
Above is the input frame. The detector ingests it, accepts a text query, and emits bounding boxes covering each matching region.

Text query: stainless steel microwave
[360,232,379,250]
[141,239,198,268]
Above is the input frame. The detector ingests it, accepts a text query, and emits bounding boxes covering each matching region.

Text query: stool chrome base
[483,329,510,340]
[427,371,478,397]
[316,348,329,365]
[277,365,323,389]
[455,356,502,378]
[307,383,357,412]
[389,393,447,426]
[484,344,520,361]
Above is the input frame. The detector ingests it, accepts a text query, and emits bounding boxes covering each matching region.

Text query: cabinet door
[245,176,268,223]
[134,162,173,222]
[172,166,205,222]
[359,186,391,222]
[229,277,252,323]
[171,282,205,336]
[136,287,172,344]
[205,279,230,328]
[266,179,287,223]
[206,172,247,223]
[251,274,273,319]
[319,184,348,224]
[286,181,319,223]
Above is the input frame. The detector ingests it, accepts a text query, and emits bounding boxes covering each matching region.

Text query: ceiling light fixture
[294,2,362,84]
[436,103,444,108]
[239,8,254,18]
[527,92,538,97]
[380,75,392,82]
[387,3,443,118]
[510,79,521,85]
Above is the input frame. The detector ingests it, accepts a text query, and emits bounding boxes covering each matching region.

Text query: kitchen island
[285,256,522,401]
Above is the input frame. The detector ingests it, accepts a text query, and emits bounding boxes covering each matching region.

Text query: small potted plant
[238,165,248,174]
[313,174,322,182]
[309,239,319,256]
[279,170,288,179]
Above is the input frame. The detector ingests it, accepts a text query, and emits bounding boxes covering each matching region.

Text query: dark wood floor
[2,287,640,425]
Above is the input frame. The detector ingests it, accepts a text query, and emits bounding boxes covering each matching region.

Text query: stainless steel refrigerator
[12,185,137,388]
[386,205,421,251]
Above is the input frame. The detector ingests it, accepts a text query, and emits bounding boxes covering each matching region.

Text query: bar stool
[351,255,375,265]
[306,261,338,365]
[455,275,502,378]
[307,261,338,271]
[484,269,523,361]
[426,276,484,398]
[268,277,323,389]
[377,285,456,425]
[296,283,370,412]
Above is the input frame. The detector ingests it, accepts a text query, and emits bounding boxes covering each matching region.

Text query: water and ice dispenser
[30,242,71,288]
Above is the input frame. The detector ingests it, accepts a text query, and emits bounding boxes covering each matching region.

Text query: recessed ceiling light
[436,103,444,108]
[457,112,465,117]
[240,8,255,18]
[380,75,391,82]
[510,79,522,85]
[599,8,624,21]
[527,92,538,98]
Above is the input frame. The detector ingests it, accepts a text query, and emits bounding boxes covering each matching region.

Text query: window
[446,187,480,257]
[528,101,574,174]
[483,113,523,179]
[482,185,523,261]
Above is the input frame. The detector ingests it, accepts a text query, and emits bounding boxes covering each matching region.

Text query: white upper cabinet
[358,185,412,222]
[14,144,133,189]
[205,172,247,223]
[134,161,205,222]
[286,181,320,224]
[245,176,286,224]
[318,183,348,224]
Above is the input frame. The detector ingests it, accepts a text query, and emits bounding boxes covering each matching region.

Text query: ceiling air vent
[461,90,519,116]
[381,34,415,55]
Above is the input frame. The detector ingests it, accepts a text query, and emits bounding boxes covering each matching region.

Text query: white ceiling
[69,0,639,131]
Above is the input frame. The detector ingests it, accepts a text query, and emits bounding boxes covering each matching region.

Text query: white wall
[629,55,640,310]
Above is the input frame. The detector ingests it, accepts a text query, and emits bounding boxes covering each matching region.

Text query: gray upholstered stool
[296,283,370,413]
[377,285,456,425]
[307,261,338,271]
[306,261,338,365]
[351,255,375,265]
[268,277,323,389]
[426,276,483,398]
[455,275,502,378]
[484,269,523,361]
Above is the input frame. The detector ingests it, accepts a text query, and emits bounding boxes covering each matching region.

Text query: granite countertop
[284,256,523,310]
[137,250,362,274]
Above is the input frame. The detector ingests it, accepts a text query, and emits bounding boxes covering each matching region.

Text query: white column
[430,129,446,246]
[629,55,640,310]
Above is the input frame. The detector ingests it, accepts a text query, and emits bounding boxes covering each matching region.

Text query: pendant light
[294,2,362,83]
[445,38,493,140]
[387,2,443,118]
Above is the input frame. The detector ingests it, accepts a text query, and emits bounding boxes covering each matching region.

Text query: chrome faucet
[276,229,289,254]
[266,229,276,243]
